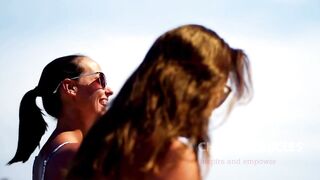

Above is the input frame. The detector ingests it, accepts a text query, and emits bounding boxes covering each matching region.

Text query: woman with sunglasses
[68,24,252,180]
[8,55,113,180]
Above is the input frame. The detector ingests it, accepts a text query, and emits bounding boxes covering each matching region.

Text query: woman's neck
[57,107,97,136]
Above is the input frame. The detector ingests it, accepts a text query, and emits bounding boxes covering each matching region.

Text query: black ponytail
[8,54,85,165]
[8,87,47,164]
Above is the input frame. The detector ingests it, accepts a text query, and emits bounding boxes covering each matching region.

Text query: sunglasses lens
[99,73,106,88]
[217,86,231,107]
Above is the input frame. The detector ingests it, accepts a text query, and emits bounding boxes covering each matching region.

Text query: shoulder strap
[177,137,208,179]
[40,142,74,180]
[177,136,194,148]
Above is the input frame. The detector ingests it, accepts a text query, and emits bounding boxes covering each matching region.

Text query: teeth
[100,99,108,106]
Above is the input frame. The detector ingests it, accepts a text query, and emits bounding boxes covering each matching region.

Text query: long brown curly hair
[67,24,252,179]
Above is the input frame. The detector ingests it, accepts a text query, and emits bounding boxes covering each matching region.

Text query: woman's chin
[98,105,108,116]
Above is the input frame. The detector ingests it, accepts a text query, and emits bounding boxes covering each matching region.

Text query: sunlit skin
[67,57,113,132]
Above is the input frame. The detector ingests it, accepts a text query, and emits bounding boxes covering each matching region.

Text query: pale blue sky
[1,0,320,179]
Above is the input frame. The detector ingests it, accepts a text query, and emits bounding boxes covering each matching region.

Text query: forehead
[75,57,101,73]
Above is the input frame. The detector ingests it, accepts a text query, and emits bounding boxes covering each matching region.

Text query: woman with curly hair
[68,24,252,180]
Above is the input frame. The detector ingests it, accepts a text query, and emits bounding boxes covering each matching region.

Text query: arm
[45,143,80,180]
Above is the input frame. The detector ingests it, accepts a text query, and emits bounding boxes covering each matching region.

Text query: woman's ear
[61,79,78,96]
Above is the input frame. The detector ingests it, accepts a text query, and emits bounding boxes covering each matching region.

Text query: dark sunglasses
[53,72,106,93]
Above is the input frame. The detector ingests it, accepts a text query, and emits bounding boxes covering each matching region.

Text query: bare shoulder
[45,142,80,180]
[156,139,201,180]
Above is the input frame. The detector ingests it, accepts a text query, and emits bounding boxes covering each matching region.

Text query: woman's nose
[105,87,113,96]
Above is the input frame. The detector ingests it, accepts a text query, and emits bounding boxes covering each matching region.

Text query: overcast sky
[0,0,319,179]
